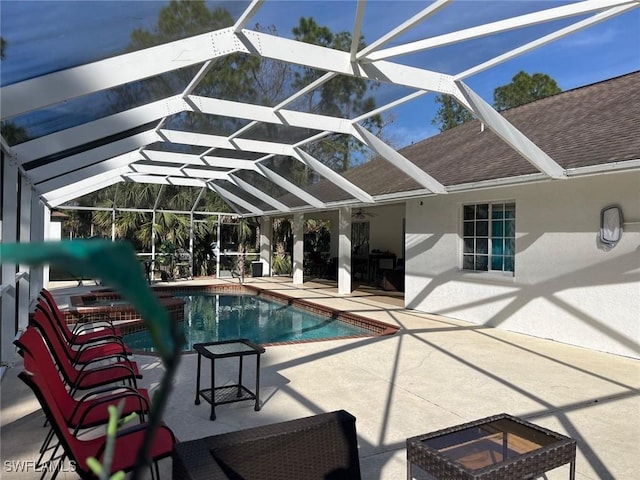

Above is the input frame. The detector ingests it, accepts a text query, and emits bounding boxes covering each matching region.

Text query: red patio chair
[38,288,125,346]
[14,330,152,468]
[32,305,132,367]
[18,369,176,480]
[37,295,129,349]
[17,326,141,396]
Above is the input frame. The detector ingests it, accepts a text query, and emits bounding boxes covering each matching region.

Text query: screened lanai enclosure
[4,0,638,212]
[2,1,640,360]
[48,183,263,282]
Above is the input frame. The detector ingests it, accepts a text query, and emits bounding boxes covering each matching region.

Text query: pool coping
[122,283,400,353]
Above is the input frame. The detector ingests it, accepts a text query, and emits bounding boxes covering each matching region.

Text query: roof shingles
[341,71,640,196]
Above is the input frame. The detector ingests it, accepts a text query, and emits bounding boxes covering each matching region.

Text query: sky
[1,0,639,149]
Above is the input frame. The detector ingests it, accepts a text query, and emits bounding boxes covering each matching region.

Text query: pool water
[123,293,370,352]
[83,299,131,307]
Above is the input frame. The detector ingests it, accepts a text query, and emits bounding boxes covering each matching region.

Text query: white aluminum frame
[1,0,638,216]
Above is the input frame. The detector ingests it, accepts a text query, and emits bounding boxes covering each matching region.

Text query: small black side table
[193,339,265,421]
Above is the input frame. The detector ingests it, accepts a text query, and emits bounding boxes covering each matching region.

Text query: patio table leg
[238,356,243,398]
[194,352,201,405]
[210,357,216,420]
[254,353,261,411]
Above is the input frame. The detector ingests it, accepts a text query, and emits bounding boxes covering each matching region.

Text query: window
[462,202,515,273]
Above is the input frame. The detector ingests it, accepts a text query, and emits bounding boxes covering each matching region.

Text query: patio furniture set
[14,289,577,479]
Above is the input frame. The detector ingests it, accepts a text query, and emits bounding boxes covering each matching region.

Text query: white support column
[259,216,272,277]
[18,176,32,332]
[43,206,52,287]
[292,213,304,285]
[338,207,352,295]
[30,195,45,296]
[151,210,157,278]
[111,208,116,241]
[216,215,222,278]
[327,210,339,259]
[189,213,194,279]
[1,158,19,364]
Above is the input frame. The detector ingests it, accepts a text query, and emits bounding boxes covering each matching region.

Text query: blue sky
[1,1,639,148]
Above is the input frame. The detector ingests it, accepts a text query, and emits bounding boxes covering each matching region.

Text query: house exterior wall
[405,171,640,358]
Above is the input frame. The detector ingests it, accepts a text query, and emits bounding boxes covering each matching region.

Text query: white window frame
[461,201,515,275]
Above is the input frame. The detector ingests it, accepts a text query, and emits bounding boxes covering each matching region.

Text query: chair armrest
[75,361,140,387]
[70,329,122,345]
[95,423,176,461]
[73,355,137,373]
[74,313,117,331]
[73,384,139,405]
[70,346,130,367]
[72,390,150,435]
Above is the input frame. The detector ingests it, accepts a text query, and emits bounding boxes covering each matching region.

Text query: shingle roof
[338,71,640,197]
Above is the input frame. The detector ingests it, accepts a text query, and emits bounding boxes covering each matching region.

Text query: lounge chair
[38,288,125,346]
[14,331,151,468]
[17,326,140,396]
[18,369,175,480]
[32,305,131,367]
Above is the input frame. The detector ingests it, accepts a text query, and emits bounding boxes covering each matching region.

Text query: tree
[96,0,249,270]
[108,0,256,135]
[85,2,388,276]
[62,210,90,239]
[493,71,561,111]
[431,71,562,131]
[431,95,474,132]
[292,17,383,172]
[85,182,231,276]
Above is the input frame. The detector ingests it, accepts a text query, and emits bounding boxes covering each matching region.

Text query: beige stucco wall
[405,171,640,358]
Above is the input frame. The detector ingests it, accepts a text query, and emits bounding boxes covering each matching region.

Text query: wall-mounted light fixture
[600,205,623,249]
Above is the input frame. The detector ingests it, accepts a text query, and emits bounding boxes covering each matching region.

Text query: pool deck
[2,276,639,479]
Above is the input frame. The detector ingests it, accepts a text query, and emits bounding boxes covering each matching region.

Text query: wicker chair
[173,410,362,480]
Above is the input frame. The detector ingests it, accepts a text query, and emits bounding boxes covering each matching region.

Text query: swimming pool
[123,291,389,352]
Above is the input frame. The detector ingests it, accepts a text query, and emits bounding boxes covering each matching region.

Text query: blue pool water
[123,293,370,352]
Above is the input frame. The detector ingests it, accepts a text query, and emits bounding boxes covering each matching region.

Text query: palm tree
[272,217,292,275]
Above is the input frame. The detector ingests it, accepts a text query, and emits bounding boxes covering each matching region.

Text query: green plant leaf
[86,457,103,475]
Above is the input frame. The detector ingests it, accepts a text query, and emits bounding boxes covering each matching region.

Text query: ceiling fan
[352,209,376,220]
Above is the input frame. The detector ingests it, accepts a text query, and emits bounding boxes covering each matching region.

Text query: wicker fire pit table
[406,413,576,480]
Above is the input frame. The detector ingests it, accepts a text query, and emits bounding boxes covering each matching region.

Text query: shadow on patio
[1,277,638,479]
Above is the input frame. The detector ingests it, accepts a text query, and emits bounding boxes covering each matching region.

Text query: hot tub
[67,289,185,325]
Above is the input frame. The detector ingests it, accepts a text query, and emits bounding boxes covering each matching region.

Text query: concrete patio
[1,277,638,479]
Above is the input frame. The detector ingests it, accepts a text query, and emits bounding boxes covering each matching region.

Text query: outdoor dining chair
[18,369,176,480]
